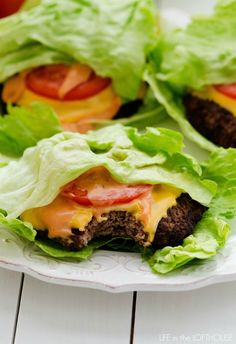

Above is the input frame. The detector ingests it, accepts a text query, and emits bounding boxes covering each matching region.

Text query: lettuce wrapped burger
[147,0,236,151]
[0,0,156,132]
[0,124,234,274]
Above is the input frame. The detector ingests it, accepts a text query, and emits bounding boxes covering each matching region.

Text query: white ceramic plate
[2,2,235,292]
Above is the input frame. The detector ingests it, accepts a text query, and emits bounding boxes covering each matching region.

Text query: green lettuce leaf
[202,148,236,220]
[0,0,157,100]
[147,213,230,274]
[152,0,236,91]
[127,126,183,156]
[35,238,110,260]
[0,211,36,241]
[0,103,62,157]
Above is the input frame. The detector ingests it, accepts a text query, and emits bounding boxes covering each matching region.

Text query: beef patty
[183,94,236,148]
[36,193,206,250]
[152,193,206,249]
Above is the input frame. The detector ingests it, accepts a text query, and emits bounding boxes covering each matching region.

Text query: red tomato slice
[26,64,68,99]
[61,168,152,207]
[64,75,111,101]
[0,0,25,18]
[26,64,111,101]
[214,84,236,100]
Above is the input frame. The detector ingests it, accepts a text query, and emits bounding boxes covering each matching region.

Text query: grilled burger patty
[153,193,206,249]
[184,94,236,148]
[36,194,206,250]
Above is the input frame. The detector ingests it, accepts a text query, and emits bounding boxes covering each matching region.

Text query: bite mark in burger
[21,167,206,250]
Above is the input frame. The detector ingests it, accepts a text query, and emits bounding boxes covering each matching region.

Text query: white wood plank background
[0,268,22,344]
[134,282,236,343]
[14,275,134,344]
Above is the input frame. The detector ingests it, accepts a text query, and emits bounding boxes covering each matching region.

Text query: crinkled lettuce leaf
[202,148,236,220]
[152,0,236,91]
[0,0,157,100]
[128,126,183,155]
[0,210,36,241]
[35,238,110,260]
[0,103,62,157]
[147,213,230,274]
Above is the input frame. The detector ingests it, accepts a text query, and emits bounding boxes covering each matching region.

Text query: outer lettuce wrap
[0,124,233,274]
[147,0,236,151]
[0,0,157,101]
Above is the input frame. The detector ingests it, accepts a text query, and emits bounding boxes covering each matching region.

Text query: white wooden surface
[0,269,22,344]
[134,284,236,343]
[14,275,133,344]
[1,268,236,344]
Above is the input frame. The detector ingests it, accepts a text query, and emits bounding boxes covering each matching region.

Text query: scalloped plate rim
[0,251,236,293]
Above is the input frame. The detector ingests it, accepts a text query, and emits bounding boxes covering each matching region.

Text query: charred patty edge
[183,93,236,148]
[153,193,206,249]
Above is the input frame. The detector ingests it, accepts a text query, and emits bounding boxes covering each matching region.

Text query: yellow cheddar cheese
[192,86,236,117]
[17,87,120,123]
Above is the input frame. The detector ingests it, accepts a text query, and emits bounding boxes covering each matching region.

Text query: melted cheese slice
[17,87,121,123]
[192,86,236,117]
[21,185,181,245]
